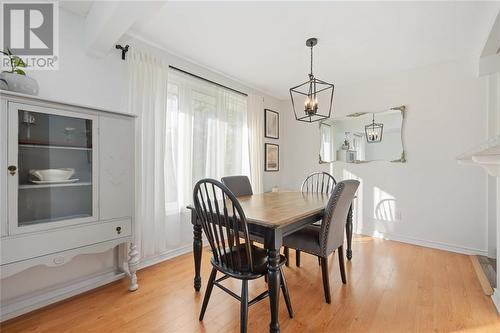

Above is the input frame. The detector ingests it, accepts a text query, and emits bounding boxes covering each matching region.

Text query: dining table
[187,191,354,333]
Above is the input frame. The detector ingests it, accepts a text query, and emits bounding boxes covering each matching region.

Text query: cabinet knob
[116,226,122,234]
[7,165,17,175]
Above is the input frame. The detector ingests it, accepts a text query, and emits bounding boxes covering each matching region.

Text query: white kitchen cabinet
[0,90,138,292]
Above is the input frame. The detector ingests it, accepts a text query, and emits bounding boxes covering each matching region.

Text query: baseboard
[138,244,194,270]
[357,227,488,256]
[492,289,500,314]
[470,255,494,295]
[0,270,125,322]
[1,244,195,322]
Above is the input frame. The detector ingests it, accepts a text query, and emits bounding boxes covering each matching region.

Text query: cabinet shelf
[19,144,92,151]
[19,182,92,189]
[19,214,92,226]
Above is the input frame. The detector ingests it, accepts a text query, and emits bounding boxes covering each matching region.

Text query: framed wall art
[265,143,279,171]
[265,109,279,139]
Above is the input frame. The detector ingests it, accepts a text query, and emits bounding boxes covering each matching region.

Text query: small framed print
[265,109,279,139]
[265,143,279,172]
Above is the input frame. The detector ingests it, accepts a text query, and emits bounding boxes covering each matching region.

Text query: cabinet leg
[127,243,140,292]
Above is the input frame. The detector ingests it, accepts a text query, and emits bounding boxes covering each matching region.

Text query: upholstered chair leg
[240,280,249,333]
[320,257,331,304]
[284,247,290,267]
[338,245,347,284]
[318,256,321,266]
[279,268,294,318]
[199,268,217,321]
[296,250,301,267]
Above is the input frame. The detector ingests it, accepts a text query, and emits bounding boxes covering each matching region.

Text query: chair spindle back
[301,172,337,194]
[193,178,254,273]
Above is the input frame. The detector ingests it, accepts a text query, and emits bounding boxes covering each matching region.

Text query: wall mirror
[319,106,406,163]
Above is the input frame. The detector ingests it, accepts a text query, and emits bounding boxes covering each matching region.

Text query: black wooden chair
[282,180,359,303]
[284,172,337,267]
[193,179,293,333]
[301,171,337,194]
[221,175,253,197]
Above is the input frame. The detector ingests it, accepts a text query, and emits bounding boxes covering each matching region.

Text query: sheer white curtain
[128,49,169,260]
[247,94,264,193]
[165,70,250,215]
[129,59,253,261]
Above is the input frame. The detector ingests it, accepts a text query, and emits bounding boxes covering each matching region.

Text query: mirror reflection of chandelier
[365,113,383,143]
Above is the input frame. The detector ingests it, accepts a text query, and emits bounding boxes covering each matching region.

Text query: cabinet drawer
[1,219,132,265]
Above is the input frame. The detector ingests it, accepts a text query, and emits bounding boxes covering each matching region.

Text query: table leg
[192,211,202,292]
[346,203,353,260]
[268,248,281,333]
[265,229,282,333]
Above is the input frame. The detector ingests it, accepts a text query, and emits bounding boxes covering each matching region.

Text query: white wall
[281,58,489,254]
[28,12,128,112]
[487,73,499,258]
[1,8,283,319]
[262,98,283,192]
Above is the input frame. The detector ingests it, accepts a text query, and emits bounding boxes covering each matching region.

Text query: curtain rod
[168,66,248,97]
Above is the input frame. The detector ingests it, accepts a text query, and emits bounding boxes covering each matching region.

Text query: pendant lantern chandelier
[289,38,335,123]
[365,113,384,143]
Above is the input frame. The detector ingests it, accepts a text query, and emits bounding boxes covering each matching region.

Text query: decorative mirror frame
[318,105,407,164]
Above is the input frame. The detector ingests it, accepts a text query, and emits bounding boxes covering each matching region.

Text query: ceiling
[59,1,94,17]
[64,1,499,99]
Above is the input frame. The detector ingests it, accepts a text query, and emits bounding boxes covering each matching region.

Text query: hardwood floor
[2,235,500,332]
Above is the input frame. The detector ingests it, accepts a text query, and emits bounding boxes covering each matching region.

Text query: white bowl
[30,168,75,181]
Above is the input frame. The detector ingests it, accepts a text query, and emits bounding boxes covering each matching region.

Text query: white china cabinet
[0,90,138,292]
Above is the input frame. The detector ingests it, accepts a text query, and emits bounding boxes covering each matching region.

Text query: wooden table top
[206,191,330,228]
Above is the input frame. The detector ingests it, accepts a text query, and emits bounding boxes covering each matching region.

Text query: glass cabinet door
[8,103,98,233]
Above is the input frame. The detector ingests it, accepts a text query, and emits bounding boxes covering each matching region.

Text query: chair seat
[211,244,287,278]
[283,225,321,256]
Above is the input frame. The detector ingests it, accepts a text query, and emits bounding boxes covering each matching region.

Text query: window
[351,133,365,161]
[320,123,333,162]
[165,70,249,214]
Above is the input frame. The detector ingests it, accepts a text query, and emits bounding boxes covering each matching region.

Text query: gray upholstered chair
[282,179,359,303]
[284,172,336,267]
[221,175,253,197]
[221,175,262,246]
